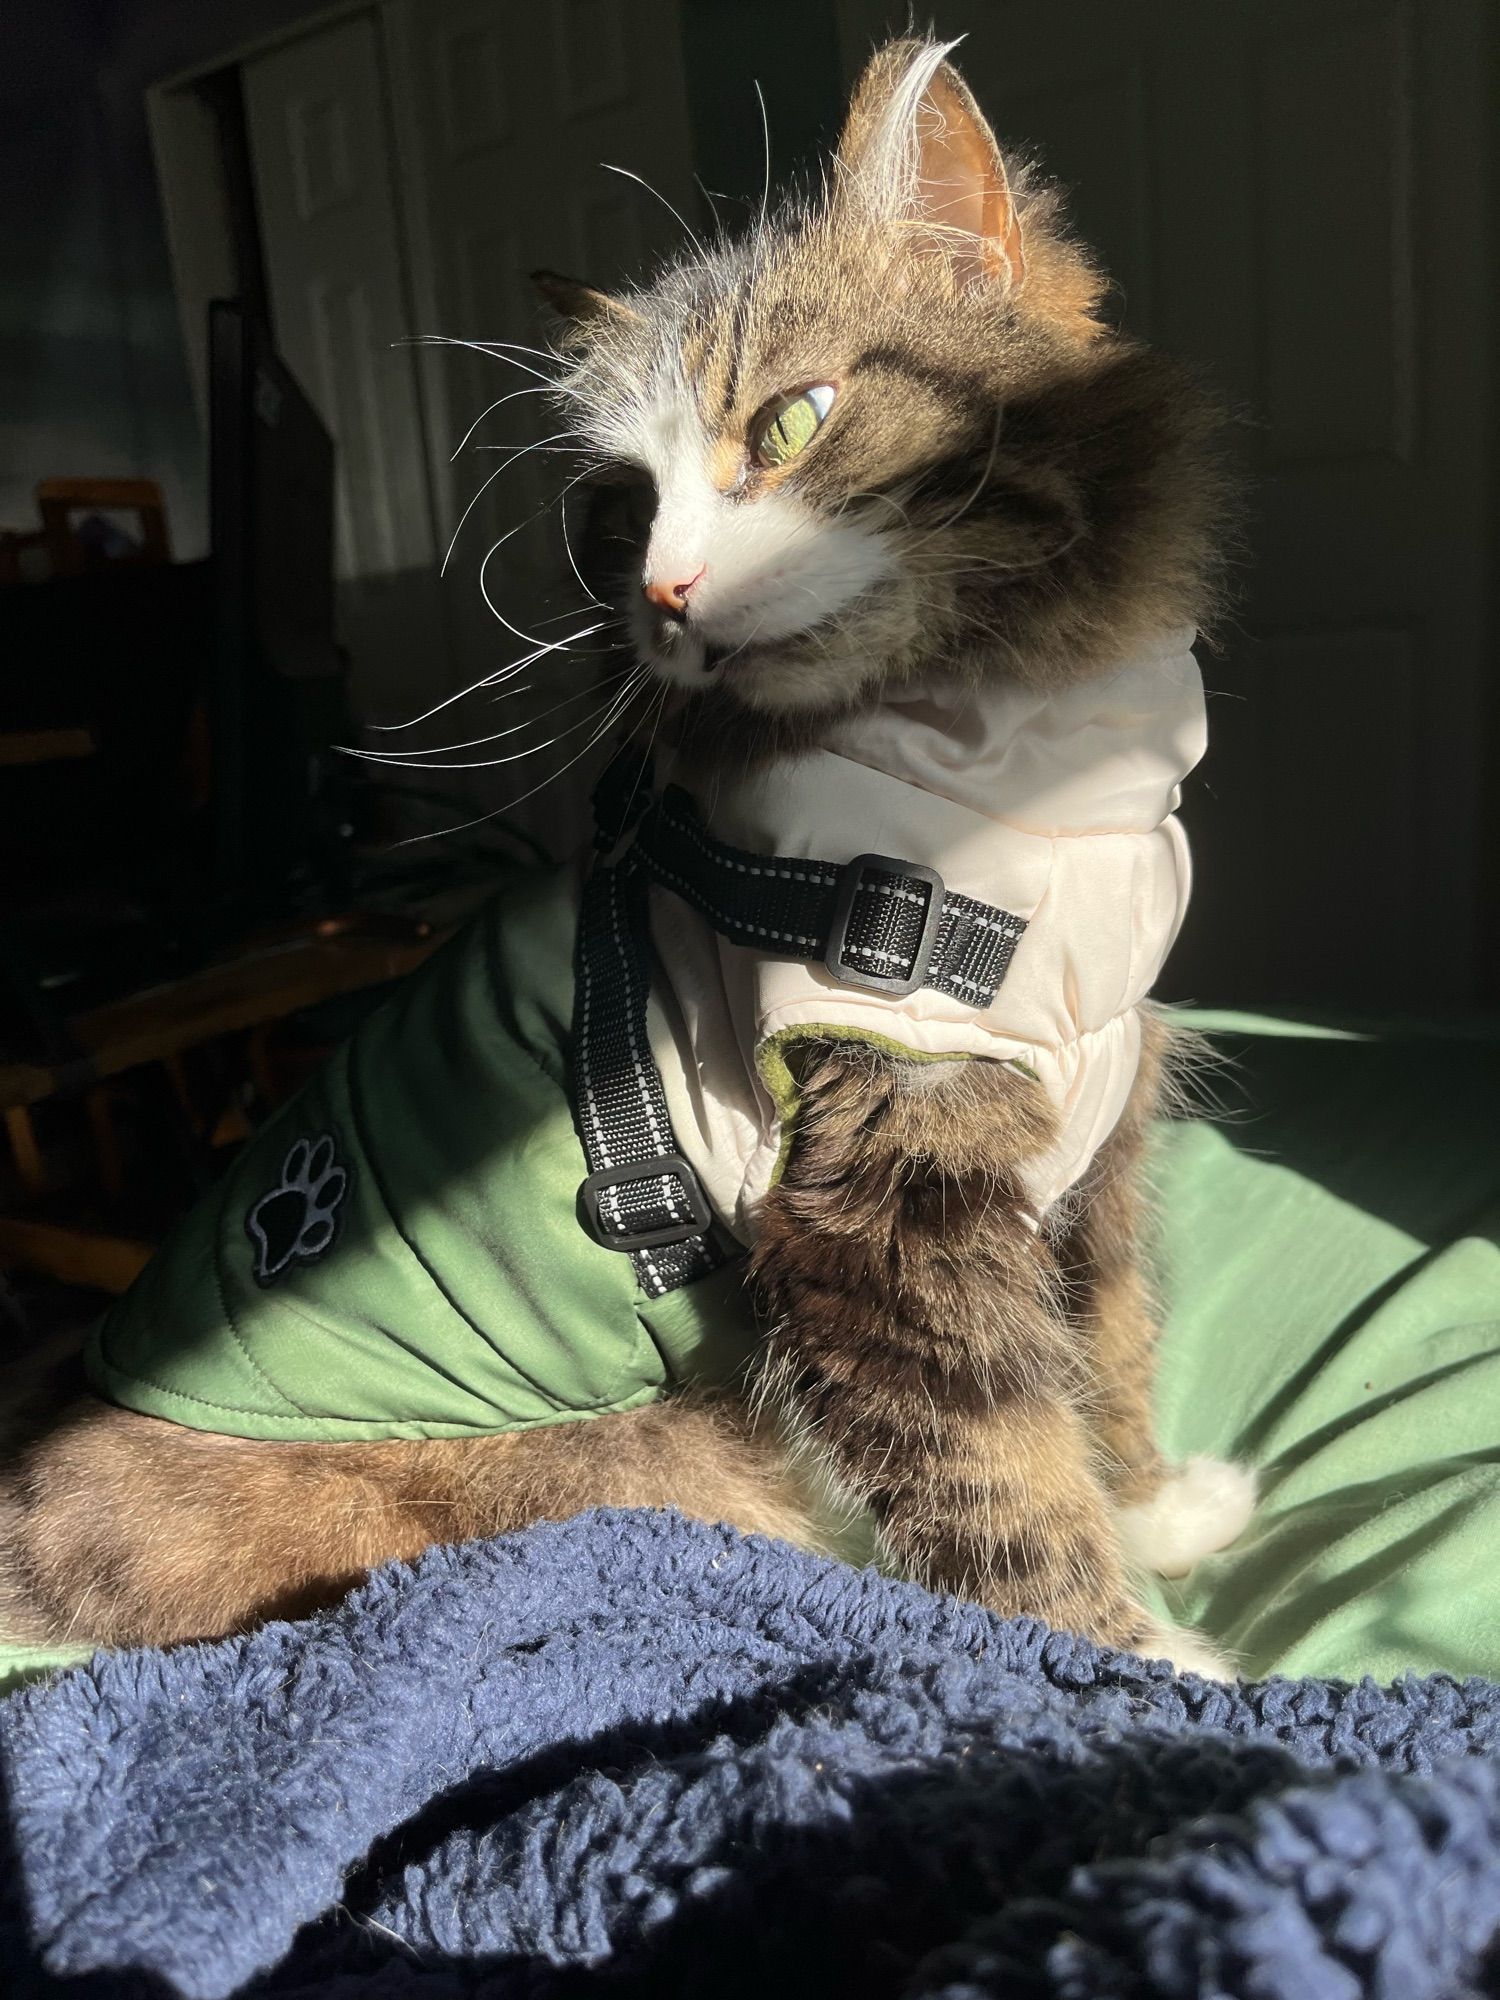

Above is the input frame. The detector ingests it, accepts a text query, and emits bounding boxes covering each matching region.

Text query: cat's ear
[834,39,1025,290]
[531,269,640,330]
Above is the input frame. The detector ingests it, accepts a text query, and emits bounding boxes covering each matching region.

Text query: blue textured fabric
[3,1509,1500,2000]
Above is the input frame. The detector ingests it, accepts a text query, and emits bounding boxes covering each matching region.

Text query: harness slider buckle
[823,854,945,998]
[578,1153,713,1253]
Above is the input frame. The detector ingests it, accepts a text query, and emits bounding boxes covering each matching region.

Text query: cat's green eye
[753,383,836,469]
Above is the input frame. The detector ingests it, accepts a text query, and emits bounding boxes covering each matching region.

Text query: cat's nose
[642,567,704,620]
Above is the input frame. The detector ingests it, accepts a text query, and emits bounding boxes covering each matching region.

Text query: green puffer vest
[86,864,756,1441]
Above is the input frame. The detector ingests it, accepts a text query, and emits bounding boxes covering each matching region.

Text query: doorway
[149,0,698,849]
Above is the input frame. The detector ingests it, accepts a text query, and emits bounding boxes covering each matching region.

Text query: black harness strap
[573,848,726,1298]
[634,785,1027,1003]
[571,758,1029,1293]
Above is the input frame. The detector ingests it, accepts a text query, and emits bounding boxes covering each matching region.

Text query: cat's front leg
[751,1044,1229,1676]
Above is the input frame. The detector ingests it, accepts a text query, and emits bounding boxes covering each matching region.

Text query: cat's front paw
[1116,1455,1256,1579]
[1135,1617,1236,1681]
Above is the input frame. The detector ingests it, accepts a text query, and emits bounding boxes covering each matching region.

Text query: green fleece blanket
[6,1007,1497,1689]
[1147,1009,1500,1684]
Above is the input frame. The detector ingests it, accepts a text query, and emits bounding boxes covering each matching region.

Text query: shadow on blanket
[3,1508,1500,1999]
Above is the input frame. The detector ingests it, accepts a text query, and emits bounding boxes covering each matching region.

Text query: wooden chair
[34,478,172,576]
[0,526,50,589]
[0,478,172,590]
[0,914,447,1295]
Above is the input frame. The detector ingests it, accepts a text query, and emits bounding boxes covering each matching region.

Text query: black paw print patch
[245,1134,349,1287]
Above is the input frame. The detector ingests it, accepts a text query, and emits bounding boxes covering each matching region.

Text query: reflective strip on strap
[573,850,727,1297]
[634,787,1027,1003]
[571,759,1030,1295]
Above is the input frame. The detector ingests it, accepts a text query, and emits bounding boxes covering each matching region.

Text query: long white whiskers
[599,162,706,261]
[441,432,576,577]
[393,669,657,841]
[369,646,548,734]
[477,470,597,650]
[529,601,620,627]
[558,485,609,611]
[754,80,772,234]
[348,664,647,773]
[449,384,553,462]
[477,620,610,690]
[399,335,562,388]
[694,175,727,238]
[368,622,607,733]
[342,664,632,762]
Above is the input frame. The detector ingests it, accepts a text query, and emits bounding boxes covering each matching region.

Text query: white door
[837,0,1495,1007]
[243,12,449,727]
[241,1,697,851]
[384,0,698,850]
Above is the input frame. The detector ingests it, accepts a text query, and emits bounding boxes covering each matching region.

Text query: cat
[0,39,1253,1674]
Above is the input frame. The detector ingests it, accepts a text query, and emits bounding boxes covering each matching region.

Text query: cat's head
[541,38,1223,733]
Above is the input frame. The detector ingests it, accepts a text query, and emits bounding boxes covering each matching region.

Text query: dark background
[4,0,1497,1011]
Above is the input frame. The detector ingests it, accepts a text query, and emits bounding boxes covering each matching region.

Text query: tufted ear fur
[531,268,640,331]
[834,39,1026,291]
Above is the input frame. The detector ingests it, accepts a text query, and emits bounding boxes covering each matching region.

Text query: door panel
[386,0,697,849]
[837,0,1494,1006]
[998,59,1156,338]
[242,2,697,846]
[243,13,446,724]
[1254,9,1415,469]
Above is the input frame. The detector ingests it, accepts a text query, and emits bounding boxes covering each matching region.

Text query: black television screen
[208,299,344,907]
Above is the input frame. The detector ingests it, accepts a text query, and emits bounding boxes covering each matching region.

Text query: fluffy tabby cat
[0,40,1253,1673]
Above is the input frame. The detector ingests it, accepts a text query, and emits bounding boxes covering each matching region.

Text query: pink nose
[642,567,704,619]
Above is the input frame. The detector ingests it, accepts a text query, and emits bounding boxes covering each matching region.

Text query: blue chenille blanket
[3,1509,1500,1999]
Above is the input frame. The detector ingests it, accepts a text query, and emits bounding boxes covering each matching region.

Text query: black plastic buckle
[824,854,945,997]
[578,1154,712,1252]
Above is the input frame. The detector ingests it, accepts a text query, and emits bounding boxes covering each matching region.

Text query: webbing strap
[634,785,1026,1002]
[573,850,727,1297]
[571,757,1029,1291]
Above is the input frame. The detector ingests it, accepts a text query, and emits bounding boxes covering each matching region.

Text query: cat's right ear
[833,39,1026,291]
[531,269,640,331]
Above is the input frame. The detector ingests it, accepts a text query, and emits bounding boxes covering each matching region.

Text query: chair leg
[163,1053,201,1136]
[4,1106,47,1198]
[85,1088,124,1203]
